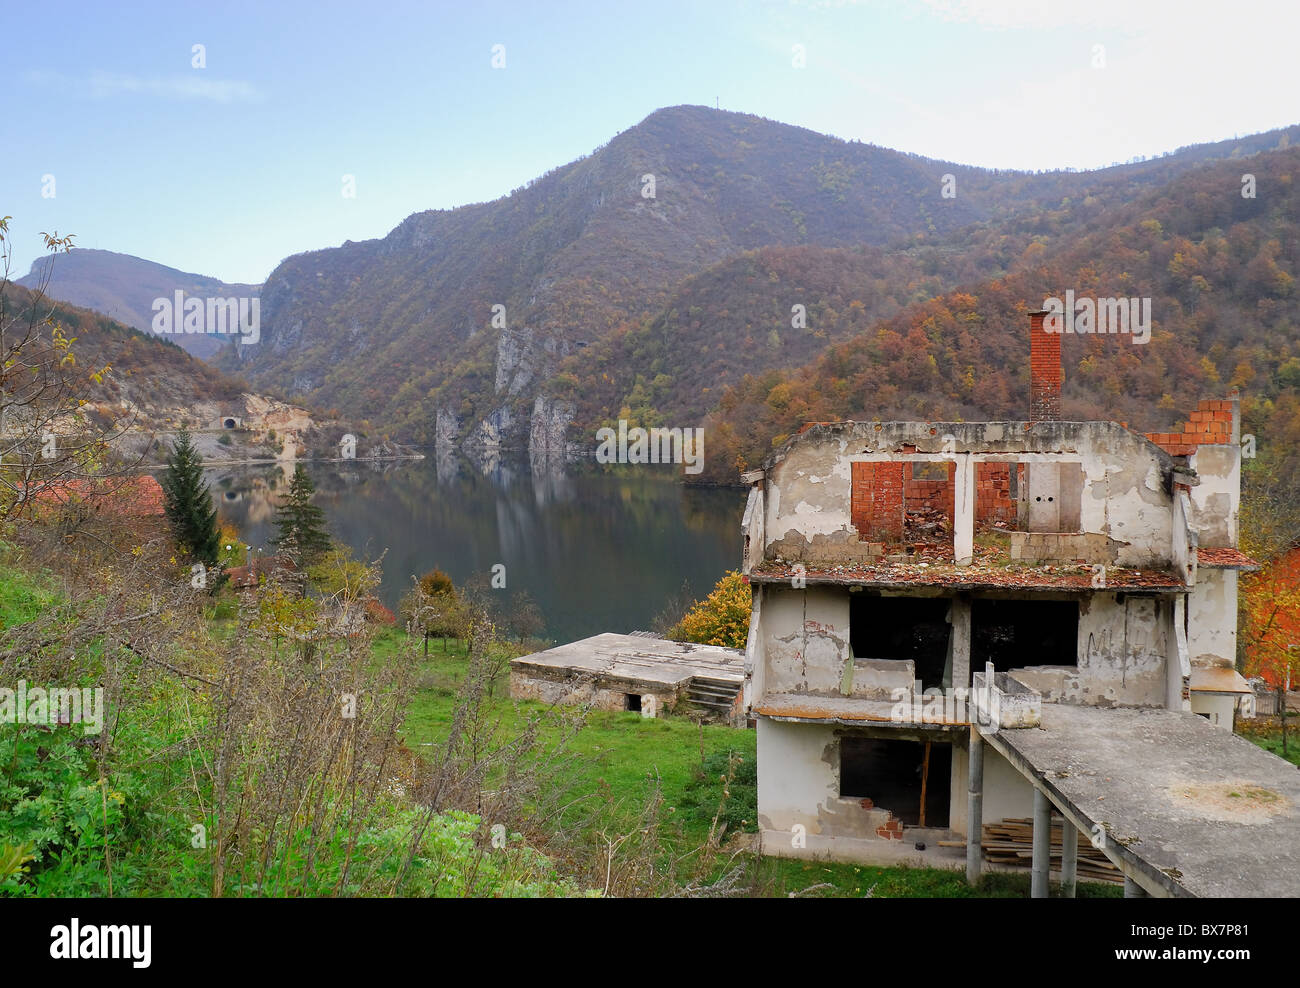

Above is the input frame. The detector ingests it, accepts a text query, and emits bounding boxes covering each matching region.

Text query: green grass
[0,559,57,627]
[753,857,1121,897]
[1240,725,1300,767]
[0,559,1121,898]
[400,639,752,844]
[398,633,1121,897]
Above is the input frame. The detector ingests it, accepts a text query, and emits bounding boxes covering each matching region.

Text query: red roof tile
[226,554,298,588]
[750,560,1186,592]
[1196,547,1260,571]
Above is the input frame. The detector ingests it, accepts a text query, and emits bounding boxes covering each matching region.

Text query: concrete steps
[686,677,742,711]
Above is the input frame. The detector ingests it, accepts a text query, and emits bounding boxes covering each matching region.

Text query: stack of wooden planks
[983,817,1121,884]
[941,817,1123,884]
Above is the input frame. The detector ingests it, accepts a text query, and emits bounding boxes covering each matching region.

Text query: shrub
[668,570,751,648]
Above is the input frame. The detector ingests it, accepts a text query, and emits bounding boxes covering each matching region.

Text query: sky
[3,0,1297,284]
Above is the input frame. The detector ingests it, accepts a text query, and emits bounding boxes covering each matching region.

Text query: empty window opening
[851,595,952,689]
[976,462,1020,529]
[972,599,1078,671]
[840,737,952,827]
[625,693,642,712]
[904,460,954,546]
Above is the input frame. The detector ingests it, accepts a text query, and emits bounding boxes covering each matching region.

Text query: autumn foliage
[1242,547,1300,689]
[669,570,752,649]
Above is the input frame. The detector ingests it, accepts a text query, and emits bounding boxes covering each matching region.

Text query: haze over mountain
[18,249,260,361]
[203,105,1298,468]
[1,280,399,467]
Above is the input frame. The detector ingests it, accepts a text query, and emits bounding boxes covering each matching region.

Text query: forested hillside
[3,281,249,422]
[216,104,1300,451]
[687,147,1300,483]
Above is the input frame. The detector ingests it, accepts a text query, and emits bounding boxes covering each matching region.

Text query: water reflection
[209,454,744,643]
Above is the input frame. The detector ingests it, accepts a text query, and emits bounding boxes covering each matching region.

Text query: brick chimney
[1028,308,1061,421]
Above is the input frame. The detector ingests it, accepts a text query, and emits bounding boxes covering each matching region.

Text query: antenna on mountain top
[715,97,719,110]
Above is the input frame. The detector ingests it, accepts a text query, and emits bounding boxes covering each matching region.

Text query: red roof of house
[26,476,165,517]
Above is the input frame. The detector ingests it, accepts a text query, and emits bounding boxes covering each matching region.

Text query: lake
[206,452,747,644]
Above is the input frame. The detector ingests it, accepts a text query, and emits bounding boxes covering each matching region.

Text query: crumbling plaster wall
[757,720,1035,845]
[1005,593,1169,708]
[756,719,839,838]
[1167,594,1192,712]
[757,720,941,855]
[762,586,852,695]
[762,422,1177,568]
[759,586,926,701]
[744,586,767,713]
[764,435,855,556]
[758,584,1172,709]
[742,484,766,573]
[1187,568,1238,668]
[508,671,676,713]
[1186,445,1240,548]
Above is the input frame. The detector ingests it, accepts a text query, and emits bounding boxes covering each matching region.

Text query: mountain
[0,280,397,467]
[693,145,1300,485]
[18,248,260,361]
[213,105,1300,458]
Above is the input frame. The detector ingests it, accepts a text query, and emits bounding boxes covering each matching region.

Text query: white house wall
[1009,593,1168,708]
[950,743,1035,836]
[1187,445,1240,548]
[761,422,1180,570]
[1187,568,1238,668]
[761,586,851,695]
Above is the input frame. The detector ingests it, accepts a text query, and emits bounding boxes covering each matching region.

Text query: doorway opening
[839,736,951,827]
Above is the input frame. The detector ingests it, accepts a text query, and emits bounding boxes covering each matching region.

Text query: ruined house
[740,310,1272,885]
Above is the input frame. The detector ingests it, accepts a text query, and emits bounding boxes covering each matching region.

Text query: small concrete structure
[510,633,745,724]
[1189,665,1255,728]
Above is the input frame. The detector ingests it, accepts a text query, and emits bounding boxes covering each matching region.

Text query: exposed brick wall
[851,461,905,540]
[975,462,1017,524]
[1146,398,1236,456]
[1029,310,1061,421]
[903,461,956,518]
[875,813,904,840]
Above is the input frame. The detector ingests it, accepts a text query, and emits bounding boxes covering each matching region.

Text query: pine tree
[270,466,332,567]
[161,426,220,565]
